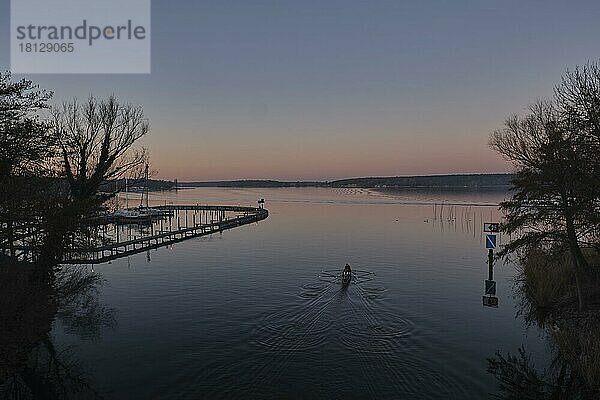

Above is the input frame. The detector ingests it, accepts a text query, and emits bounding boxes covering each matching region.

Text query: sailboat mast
[145,164,149,208]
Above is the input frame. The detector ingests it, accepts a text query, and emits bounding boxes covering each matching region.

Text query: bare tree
[52,95,149,206]
[0,71,55,178]
[0,71,52,121]
[554,63,600,237]
[1,73,59,261]
[490,62,600,310]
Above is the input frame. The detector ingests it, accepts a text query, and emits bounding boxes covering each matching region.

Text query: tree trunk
[7,219,15,258]
[573,271,585,312]
[565,214,586,311]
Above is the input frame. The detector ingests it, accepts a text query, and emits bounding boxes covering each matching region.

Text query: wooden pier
[1,205,268,265]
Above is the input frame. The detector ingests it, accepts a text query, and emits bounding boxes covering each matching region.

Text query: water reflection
[4,186,547,399]
[488,262,600,398]
[488,345,598,399]
[192,266,475,399]
[54,267,116,340]
[0,259,112,399]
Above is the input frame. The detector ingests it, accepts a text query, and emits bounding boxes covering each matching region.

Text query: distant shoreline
[176,173,513,189]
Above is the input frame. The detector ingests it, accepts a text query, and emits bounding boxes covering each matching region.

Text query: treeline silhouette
[182,173,513,189]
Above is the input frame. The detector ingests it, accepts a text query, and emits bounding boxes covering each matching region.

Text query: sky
[1,0,600,181]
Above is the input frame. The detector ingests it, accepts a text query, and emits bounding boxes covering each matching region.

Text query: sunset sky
[1,1,600,181]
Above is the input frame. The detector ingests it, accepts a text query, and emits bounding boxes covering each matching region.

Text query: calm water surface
[52,188,548,399]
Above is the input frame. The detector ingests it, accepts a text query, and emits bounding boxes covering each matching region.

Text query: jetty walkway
[1,205,268,265]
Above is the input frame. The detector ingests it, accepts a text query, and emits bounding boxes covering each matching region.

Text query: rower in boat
[342,263,352,285]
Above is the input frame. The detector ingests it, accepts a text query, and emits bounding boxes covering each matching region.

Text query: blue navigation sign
[485,234,497,249]
[485,280,497,295]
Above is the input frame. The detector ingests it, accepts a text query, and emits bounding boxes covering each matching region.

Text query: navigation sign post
[483,223,499,308]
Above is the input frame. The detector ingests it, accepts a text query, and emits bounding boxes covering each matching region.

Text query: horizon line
[158,171,514,183]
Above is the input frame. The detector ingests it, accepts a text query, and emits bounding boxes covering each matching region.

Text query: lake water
[51,187,548,399]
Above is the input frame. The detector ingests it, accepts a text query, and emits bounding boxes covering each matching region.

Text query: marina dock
[1,205,268,265]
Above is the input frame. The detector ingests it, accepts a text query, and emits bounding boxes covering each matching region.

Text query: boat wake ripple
[193,268,471,399]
